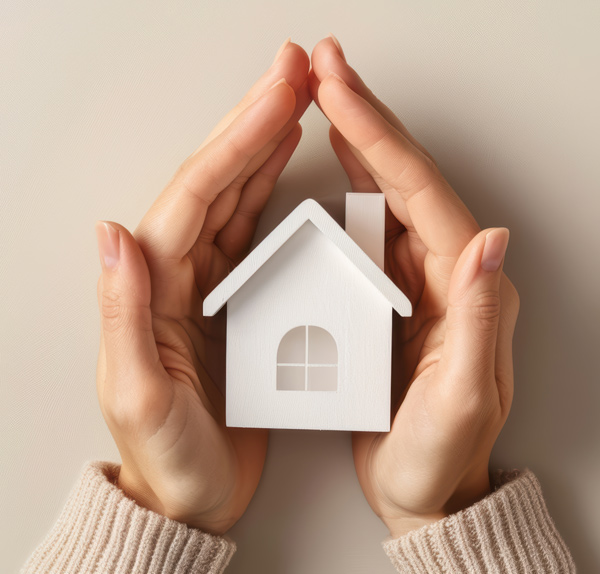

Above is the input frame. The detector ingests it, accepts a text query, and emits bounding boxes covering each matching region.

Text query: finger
[329,124,379,194]
[327,97,414,234]
[310,36,433,160]
[318,73,479,258]
[330,123,407,238]
[440,228,510,398]
[198,78,311,243]
[197,41,309,151]
[95,221,170,422]
[495,274,519,416]
[165,42,310,254]
[215,122,303,262]
[135,80,296,262]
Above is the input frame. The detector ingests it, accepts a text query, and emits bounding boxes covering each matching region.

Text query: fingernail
[326,71,346,85]
[272,37,291,65]
[269,77,289,91]
[328,33,346,62]
[95,221,120,270]
[481,228,509,272]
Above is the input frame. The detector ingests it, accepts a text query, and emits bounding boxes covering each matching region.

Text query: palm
[386,225,442,392]
[351,193,503,526]
[153,245,232,412]
[315,97,484,521]
[310,35,516,536]
[351,216,456,497]
[124,232,267,533]
[107,43,311,532]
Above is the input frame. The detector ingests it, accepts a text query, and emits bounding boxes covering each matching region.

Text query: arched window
[276,326,338,391]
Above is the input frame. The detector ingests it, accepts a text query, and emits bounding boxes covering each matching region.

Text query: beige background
[1,0,599,571]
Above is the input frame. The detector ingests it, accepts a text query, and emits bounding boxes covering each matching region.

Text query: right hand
[310,36,520,537]
[95,39,311,535]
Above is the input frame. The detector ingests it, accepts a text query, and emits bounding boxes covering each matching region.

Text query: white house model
[203,193,412,432]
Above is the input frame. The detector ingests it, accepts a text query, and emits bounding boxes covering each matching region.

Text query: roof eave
[203,199,412,318]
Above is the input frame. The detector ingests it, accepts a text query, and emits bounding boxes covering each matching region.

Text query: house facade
[203,196,412,431]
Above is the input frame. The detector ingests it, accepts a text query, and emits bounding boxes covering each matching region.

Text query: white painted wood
[226,222,393,431]
[345,193,385,270]
[203,199,412,318]
[202,198,413,431]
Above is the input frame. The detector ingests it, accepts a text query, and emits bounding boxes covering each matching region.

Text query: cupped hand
[95,40,311,534]
[310,37,520,537]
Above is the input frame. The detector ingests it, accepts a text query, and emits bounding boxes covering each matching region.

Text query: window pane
[307,326,337,364]
[307,366,337,391]
[277,365,305,390]
[277,326,306,364]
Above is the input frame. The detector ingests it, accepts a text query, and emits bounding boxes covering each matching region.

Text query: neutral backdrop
[1,1,599,572]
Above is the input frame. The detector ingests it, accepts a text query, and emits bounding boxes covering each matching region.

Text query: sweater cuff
[21,461,236,574]
[382,470,575,573]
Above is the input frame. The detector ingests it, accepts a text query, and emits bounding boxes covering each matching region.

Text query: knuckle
[363,124,395,155]
[176,174,216,207]
[471,290,502,327]
[229,173,250,190]
[234,209,259,222]
[447,290,502,335]
[223,131,252,163]
[101,289,153,335]
[101,289,124,332]
[390,154,443,200]
[170,152,225,206]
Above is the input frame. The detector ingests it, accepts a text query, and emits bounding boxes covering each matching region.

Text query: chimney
[345,193,385,270]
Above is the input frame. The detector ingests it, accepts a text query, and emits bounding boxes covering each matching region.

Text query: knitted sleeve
[382,470,575,573]
[20,461,236,574]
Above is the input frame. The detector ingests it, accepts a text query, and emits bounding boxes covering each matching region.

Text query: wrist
[444,471,492,515]
[116,464,235,535]
[384,471,492,539]
[385,511,448,538]
[116,465,166,517]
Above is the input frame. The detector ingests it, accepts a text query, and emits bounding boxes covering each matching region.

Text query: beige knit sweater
[21,462,575,573]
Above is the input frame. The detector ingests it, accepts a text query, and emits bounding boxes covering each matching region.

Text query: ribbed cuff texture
[382,470,575,573]
[21,461,236,574]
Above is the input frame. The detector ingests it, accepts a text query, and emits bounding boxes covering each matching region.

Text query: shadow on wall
[227,430,392,573]
[436,116,599,570]
[251,155,347,246]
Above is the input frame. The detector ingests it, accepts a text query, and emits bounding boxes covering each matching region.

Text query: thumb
[440,228,510,384]
[95,221,161,384]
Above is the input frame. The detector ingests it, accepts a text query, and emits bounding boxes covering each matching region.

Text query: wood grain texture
[205,196,411,431]
[226,222,393,431]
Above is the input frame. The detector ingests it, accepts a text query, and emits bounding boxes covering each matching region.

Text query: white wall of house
[226,221,392,431]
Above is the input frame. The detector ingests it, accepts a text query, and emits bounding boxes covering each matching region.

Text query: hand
[95,40,311,534]
[310,37,520,537]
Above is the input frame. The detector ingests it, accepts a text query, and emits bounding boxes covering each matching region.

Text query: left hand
[95,40,311,534]
[310,36,520,537]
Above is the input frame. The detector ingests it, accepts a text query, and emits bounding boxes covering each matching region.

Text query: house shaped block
[203,194,412,432]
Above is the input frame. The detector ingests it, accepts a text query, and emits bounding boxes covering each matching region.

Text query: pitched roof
[203,199,412,317]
